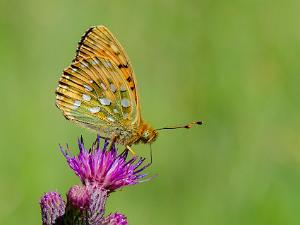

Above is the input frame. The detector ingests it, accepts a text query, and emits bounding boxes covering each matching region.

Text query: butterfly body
[56,26,158,147]
[108,120,158,146]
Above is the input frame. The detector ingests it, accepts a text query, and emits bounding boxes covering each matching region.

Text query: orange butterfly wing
[56,57,138,139]
[74,26,139,105]
[56,26,143,142]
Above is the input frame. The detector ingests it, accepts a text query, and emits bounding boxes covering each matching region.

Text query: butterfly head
[139,123,158,144]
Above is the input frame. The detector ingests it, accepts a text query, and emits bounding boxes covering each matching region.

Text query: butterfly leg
[126,145,136,156]
[107,135,118,151]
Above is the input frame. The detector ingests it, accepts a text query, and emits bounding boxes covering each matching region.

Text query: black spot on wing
[118,64,129,69]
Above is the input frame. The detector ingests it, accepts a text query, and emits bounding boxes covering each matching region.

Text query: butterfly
[56,26,201,150]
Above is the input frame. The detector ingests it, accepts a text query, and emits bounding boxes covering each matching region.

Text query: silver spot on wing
[89,107,100,113]
[110,83,116,93]
[99,98,111,106]
[121,98,131,108]
[82,94,91,101]
[107,116,115,122]
[73,100,81,109]
[84,85,93,92]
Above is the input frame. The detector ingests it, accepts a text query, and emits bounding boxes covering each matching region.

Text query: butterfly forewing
[73,26,138,102]
[56,56,138,139]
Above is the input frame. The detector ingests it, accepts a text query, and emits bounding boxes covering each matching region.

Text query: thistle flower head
[87,184,108,224]
[67,185,89,210]
[60,135,150,192]
[102,213,128,225]
[39,192,65,225]
[65,184,108,224]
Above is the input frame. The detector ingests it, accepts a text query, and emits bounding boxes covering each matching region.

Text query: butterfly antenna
[155,121,203,131]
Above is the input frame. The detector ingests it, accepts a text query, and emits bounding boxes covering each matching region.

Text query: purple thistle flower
[40,192,65,225]
[101,213,128,225]
[87,184,108,225]
[67,185,89,210]
[64,184,108,225]
[60,135,150,192]
[39,136,153,224]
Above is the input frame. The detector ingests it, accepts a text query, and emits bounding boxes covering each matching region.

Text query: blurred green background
[1,0,300,224]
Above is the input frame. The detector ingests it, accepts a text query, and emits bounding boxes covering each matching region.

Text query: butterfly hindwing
[73,26,139,103]
[56,56,137,138]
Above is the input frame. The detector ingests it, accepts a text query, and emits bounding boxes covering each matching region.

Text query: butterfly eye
[143,130,149,138]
